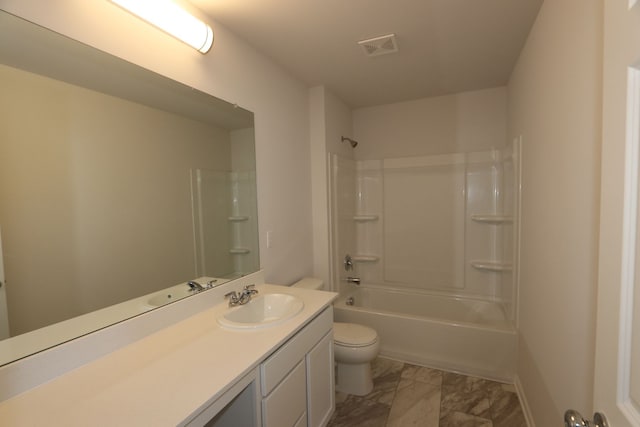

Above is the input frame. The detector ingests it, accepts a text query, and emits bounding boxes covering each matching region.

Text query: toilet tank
[292,277,324,291]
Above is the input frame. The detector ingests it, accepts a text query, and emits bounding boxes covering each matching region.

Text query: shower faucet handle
[346,276,361,285]
[344,254,354,271]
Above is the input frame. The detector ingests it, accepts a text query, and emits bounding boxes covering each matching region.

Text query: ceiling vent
[358,33,398,57]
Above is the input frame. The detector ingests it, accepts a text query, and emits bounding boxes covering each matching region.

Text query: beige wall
[352,87,507,160]
[507,0,603,424]
[0,64,230,335]
[0,0,313,285]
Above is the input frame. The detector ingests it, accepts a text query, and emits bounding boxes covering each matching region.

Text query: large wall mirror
[0,10,260,366]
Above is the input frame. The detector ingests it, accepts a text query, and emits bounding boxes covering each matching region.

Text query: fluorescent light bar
[110,0,213,53]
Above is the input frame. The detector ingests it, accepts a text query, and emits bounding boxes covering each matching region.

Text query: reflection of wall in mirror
[0,226,9,339]
[0,63,232,337]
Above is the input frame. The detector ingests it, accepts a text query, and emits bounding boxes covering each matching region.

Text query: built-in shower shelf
[470,214,513,224]
[353,215,379,222]
[229,248,250,254]
[470,261,512,272]
[352,255,379,262]
[228,216,249,222]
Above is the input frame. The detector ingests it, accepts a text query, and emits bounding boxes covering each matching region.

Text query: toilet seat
[333,322,377,347]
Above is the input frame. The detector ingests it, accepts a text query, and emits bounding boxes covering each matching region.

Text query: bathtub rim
[334,286,516,333]
[338,282,511,305]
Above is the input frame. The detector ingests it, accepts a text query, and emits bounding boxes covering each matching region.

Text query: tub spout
[346,277,361,285]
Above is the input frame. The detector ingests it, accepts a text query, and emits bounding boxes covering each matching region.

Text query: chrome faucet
[187,280,205,292]
[187,279,220,293]
[225,284,259,306]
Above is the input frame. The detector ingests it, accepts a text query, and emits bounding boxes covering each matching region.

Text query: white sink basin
[218,293,304,329]
[146,285,193,308]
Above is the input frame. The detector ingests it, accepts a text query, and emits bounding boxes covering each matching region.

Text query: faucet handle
[224,291,241,307]
[243,284,258,295]
[344,254,354,271]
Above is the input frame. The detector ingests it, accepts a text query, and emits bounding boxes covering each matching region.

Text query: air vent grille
[358,33,398,57]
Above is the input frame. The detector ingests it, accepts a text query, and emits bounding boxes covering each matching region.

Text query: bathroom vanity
[0,275,337,426]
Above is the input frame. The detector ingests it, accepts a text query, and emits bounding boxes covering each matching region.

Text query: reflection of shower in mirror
[191,168,259,279]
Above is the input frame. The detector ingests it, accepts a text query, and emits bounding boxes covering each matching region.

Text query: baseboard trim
[515,375,536,427]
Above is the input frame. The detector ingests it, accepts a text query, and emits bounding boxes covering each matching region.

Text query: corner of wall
[309,87,354,289]
[309,86,330,286]
[506,0,603,424]
[514,374,537,427]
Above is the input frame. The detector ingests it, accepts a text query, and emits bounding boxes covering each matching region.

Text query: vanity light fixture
[109,0,213,53]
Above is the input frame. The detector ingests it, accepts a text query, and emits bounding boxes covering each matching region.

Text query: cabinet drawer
[262,360,306,427]
[260,307,332,396]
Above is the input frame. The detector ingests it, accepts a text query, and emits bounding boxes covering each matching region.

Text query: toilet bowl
[333,322,379,395]
[292,278,380,396]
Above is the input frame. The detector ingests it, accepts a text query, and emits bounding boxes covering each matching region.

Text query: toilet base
[335,362,373,396]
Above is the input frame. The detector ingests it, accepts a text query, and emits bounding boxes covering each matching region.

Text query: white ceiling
[191,0,543,108]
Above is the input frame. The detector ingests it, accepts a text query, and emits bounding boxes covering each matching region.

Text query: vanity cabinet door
[261,308,332,396]
[262,360,307,427]
[306,331,334,427]
[260,307,333,427]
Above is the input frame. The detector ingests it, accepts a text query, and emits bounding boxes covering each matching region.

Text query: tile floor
[328,358,527,427]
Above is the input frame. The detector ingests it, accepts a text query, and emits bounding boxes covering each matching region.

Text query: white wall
[353,87,507,160]
[0,0,314,285]
[507,0,603,424]
[309,87,329,286]
[309,86,353,288]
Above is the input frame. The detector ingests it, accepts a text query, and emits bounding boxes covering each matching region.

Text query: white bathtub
[333,286,517,382]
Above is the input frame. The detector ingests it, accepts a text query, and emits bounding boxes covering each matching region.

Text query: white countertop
[0,283,337,426]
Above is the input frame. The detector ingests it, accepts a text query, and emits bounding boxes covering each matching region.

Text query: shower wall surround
[331,144,519,317]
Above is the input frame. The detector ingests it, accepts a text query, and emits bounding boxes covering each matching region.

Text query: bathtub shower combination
[329,145,520,382]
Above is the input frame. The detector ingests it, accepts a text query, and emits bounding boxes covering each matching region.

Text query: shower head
[341,136,358,148]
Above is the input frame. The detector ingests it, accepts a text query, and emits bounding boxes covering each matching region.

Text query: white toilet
[292,278,380,396]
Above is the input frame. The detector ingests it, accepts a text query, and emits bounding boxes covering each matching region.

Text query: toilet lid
[333,322,378,346]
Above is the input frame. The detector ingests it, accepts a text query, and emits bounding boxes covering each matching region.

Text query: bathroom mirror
[0,10,259,366]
